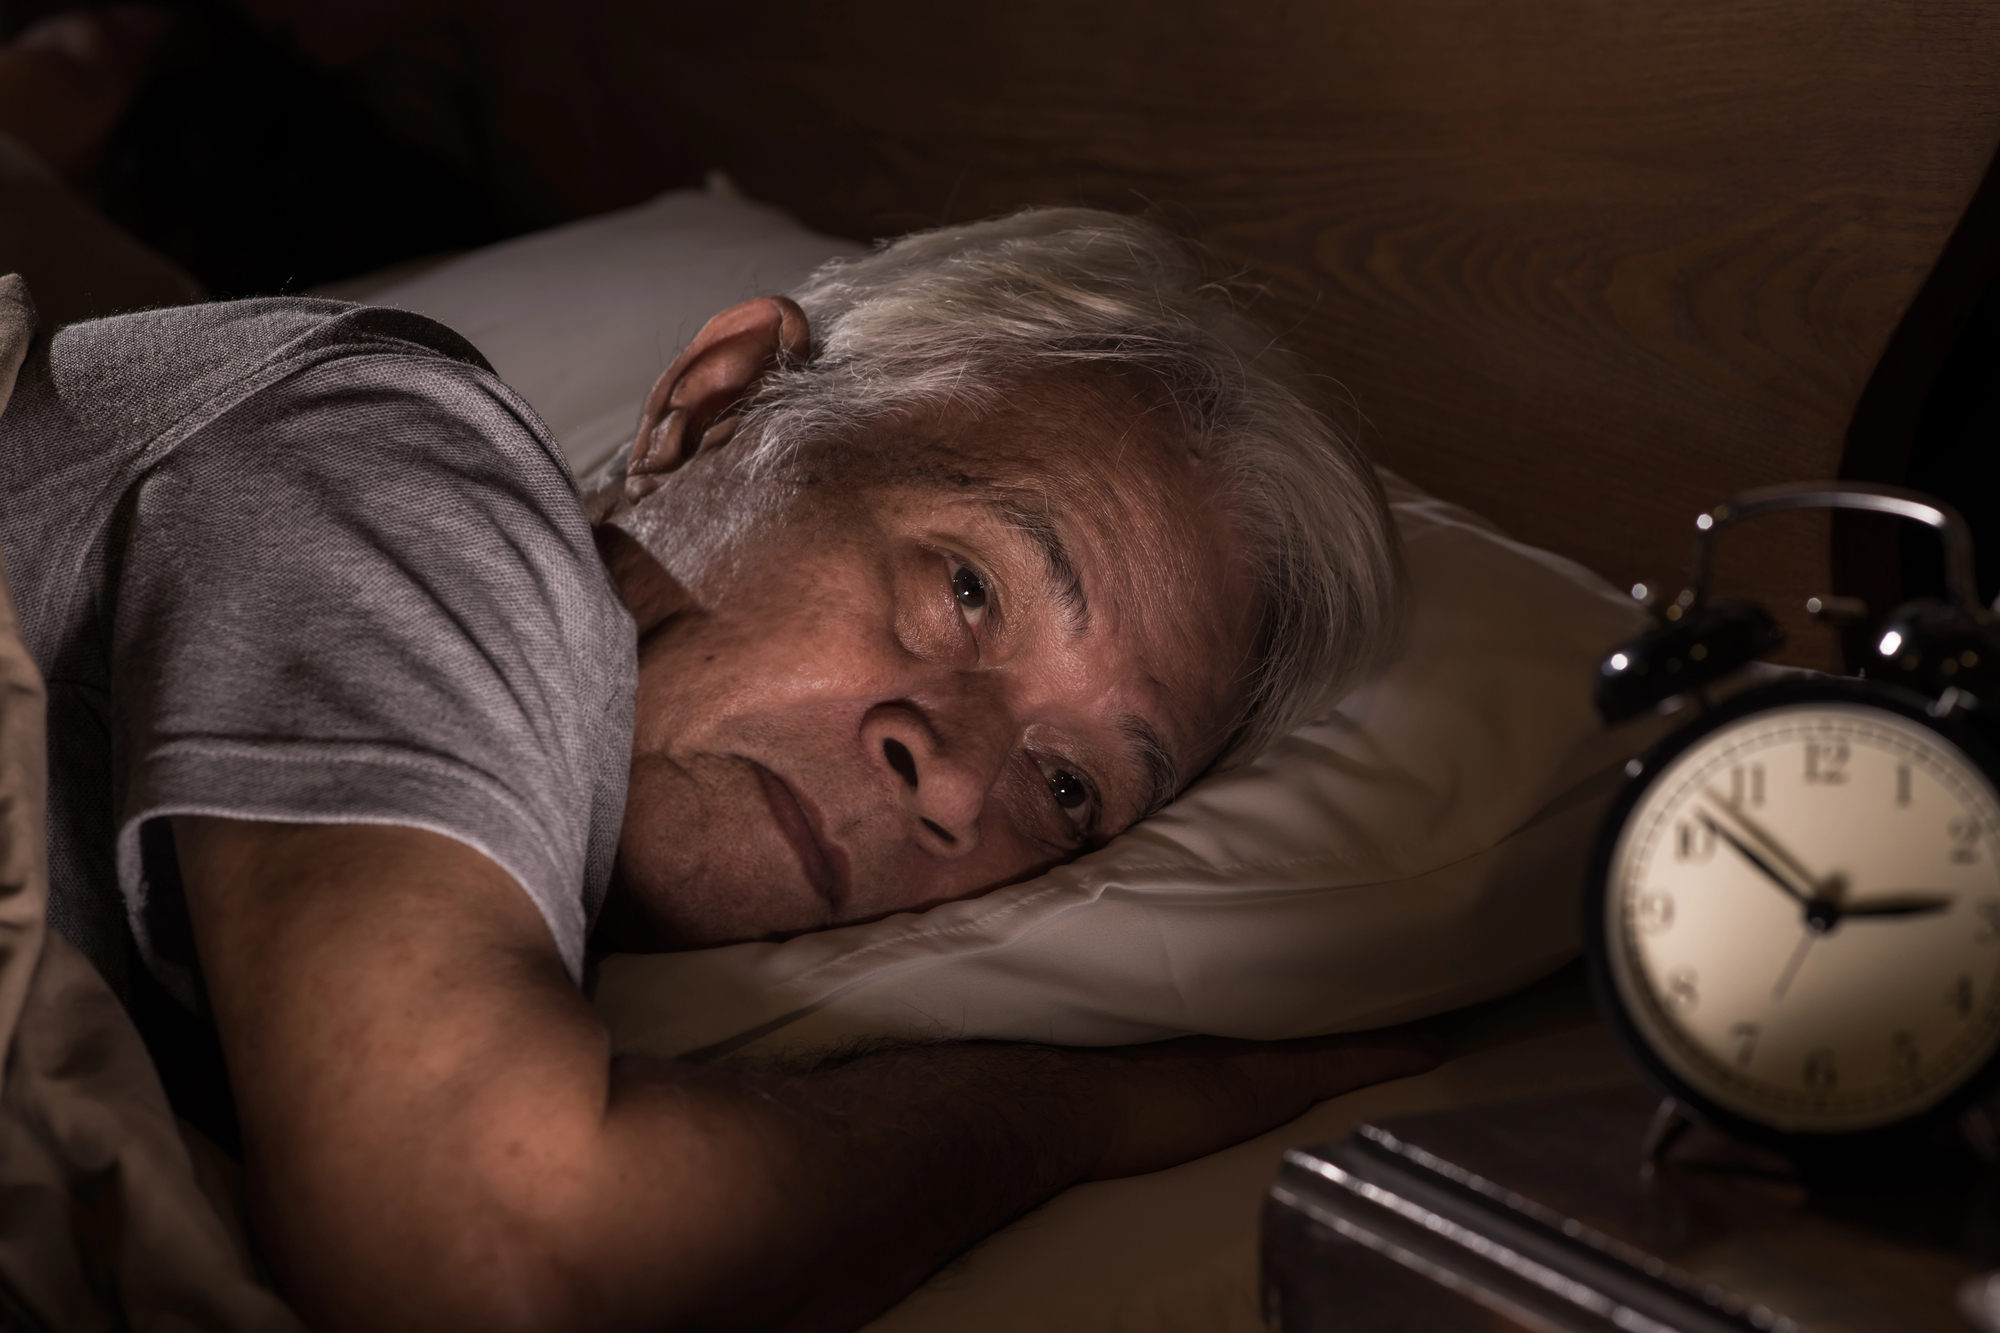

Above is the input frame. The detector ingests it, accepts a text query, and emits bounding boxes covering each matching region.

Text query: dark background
[5,0,702,296]
[1901,274,2000,609]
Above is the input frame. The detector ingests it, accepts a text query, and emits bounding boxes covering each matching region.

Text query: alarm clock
[1588,482,2000,1150]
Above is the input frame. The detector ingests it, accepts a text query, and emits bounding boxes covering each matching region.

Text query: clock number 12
[1804,741,1849,785]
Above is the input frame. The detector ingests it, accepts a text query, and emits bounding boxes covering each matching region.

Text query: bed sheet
[862,963,1634,1332]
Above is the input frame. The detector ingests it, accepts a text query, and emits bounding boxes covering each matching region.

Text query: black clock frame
[1583,674,2000,1156]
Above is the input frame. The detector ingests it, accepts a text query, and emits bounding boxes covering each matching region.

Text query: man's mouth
[750,762,846,911]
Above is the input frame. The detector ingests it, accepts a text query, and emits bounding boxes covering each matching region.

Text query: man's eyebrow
[985,497,1089,633]
[1121,714,1180,821]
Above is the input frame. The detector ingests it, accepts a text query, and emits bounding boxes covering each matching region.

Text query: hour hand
[1839,892,1954,919]
[1696,801,1816,905]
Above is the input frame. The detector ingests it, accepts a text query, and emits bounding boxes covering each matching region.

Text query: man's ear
[622,295,811,501]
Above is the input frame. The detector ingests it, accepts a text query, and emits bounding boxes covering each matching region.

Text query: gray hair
[710,207,1401,768]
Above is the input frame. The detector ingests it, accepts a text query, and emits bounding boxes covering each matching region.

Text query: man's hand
[177,818,1434,1333]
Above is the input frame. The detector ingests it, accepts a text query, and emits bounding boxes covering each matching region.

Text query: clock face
[1604,701,2000,1133]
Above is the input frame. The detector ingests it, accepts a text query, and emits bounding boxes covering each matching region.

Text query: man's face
[599,382,1260,949]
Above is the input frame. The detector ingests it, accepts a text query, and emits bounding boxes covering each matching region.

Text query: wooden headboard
[603,0,2000,668]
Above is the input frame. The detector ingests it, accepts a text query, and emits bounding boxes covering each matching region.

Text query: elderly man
[4,206,1419,1331]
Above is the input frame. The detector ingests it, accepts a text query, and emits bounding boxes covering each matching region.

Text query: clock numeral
[1728,763,1765,809]
[1804,741,1849,785]
[1950,816,1982,865]
[1636,891,1675,934]
[1803,1048,1838,1092]
[1976,901,2000,945]
[1890,1030,1921,1079]
[1674,821,1714,864]
[1897,764,1912,808]
[1730,1021,1759,1068]
[1665,968,1698,1011]
[1948,973,1975,1018]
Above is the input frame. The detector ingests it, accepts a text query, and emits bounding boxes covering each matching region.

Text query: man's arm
[177,817,1432,1333]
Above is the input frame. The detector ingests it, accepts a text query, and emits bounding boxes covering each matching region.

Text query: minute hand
[1697,797,1822,905]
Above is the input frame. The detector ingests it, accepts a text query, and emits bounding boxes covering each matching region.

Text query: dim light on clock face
[1604,702,2000,1134]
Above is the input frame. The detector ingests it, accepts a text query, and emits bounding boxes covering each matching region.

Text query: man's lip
[749,763,848,911]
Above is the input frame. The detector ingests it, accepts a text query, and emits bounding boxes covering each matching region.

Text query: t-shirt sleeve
[106,349,636,995]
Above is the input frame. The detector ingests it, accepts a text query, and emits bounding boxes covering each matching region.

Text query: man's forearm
[587,1028,1420,1331]
[600,1042,1110,1332]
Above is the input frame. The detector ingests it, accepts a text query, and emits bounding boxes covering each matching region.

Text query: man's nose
[859,701,1008,854]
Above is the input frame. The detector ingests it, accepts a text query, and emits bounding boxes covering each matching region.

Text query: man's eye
[951,560,989,627]
[1037,759,1092,827]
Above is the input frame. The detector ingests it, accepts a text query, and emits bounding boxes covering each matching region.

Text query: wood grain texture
[604,0,2000,667]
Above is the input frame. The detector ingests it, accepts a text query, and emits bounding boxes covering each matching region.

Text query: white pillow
[358,190,1676,1063]
[360,185,865,479]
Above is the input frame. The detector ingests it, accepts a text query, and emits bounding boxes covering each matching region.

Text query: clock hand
[1772,931,1815,999]
[1698,794,1826,899]
[1836,893,1953,919]
[1696,807,1813,906]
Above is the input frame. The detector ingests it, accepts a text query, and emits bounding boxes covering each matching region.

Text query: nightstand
[1263,1082,1998,1331]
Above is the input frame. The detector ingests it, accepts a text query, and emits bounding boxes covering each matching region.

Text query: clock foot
[1639,1096,1694,1172]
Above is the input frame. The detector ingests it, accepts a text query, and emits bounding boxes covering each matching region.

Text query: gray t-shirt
[0,298,637,1026]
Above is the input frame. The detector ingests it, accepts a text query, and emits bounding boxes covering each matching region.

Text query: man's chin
[589,865,833,953]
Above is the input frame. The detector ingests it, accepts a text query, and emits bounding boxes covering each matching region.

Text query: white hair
[698,207,1402,768]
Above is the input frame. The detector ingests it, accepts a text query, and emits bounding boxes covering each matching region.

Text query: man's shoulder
[0,293,591,666]
[35,297,498,447]
[54,295,493,372]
